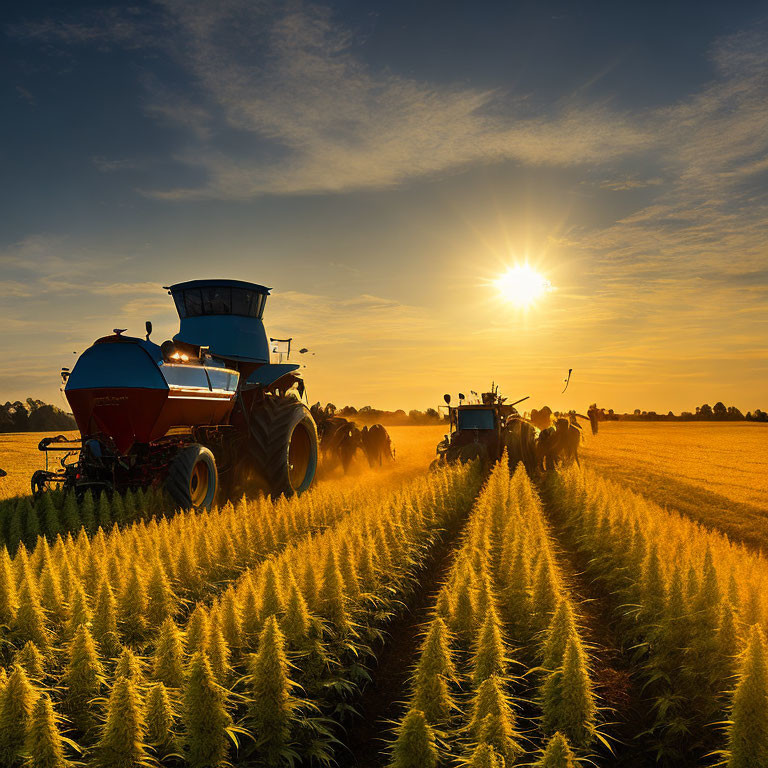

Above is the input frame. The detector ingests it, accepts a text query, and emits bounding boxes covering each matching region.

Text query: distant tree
[727,406,745,420]
[339,406,358,417]
[394,410,406,418]
[713,402,727,420]
[28,405,76,432]
[425,408,439,420]
[633,409,641,416]
[698,404,713,419]
[0,400,75,434]
[408,410,423,421]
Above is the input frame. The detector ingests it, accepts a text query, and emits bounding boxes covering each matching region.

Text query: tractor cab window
[174,287,267,319]
[457,409,495,430]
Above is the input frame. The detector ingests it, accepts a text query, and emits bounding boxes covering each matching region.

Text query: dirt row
[339,469,663,768]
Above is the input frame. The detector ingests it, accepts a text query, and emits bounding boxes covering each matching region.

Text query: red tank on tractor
[33,280,318,508]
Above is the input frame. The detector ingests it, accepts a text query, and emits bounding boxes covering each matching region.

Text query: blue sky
[2,0,767,412]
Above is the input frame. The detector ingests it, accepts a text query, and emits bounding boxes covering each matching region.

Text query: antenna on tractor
[145,321,153,341]
[458,393,465,403]
[443,394,451,405]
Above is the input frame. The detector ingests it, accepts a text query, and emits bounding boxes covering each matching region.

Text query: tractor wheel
[165,444,218,511]
[247,397,318,498]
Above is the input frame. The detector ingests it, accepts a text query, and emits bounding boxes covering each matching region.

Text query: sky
[1,0,767,414]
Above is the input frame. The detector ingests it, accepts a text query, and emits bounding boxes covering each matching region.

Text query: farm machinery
[432,387,537,473]
[33,279,318,508]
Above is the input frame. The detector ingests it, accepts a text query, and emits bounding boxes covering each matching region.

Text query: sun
[494,264,552,307]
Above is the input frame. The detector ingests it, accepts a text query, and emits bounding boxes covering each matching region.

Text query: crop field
[0,423,766,767]
[581,421,768,548]
[0,426,446,502]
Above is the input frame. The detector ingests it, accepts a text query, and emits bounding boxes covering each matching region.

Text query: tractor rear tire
[247,397,318,498]
[165,444,218,511]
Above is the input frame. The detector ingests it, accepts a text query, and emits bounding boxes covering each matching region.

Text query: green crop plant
[15,640,45,683]
[97,493,112,532]
[62,624,105,736]
[472,609,508,685]
[65,580,92,640]
[542,599,578,671]
[115,647,145,685]
[186,604,210,657]
[24,694,75,768]
[79,492,95,536]
[281,577,312,647]
[145,561,175,631]
[245,616,300,765]
[0,664,38,765]
[469,676,522,763]
[152,617,186,689]
[725,625,768,768]
[536,732,577,768]
[145,682,179,761]
[14,580,51,655]
[93,675,149,768]
[388,709,439,768]
[181,652,233,768]
[541,633,596,748]
[0,546,18,626]
[464,742,504,768]
[118,565,148,644]
[91,579,121,657]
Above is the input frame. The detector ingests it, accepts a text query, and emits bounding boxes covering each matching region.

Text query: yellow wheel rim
[288,424,311,490]
[189,460,210,507]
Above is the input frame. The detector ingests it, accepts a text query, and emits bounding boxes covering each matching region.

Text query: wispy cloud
[143,0,651,198]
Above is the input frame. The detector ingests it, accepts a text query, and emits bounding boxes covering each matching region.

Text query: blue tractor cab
[433,388,536,472]
[167,279,272,364]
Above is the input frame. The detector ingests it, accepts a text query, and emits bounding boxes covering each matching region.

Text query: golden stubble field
[581,420,768,547]
[0,426,446,501]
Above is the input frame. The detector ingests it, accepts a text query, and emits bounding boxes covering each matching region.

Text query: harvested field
[581,421,768,548]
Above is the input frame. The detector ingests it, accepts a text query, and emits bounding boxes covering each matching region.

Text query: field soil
[581,421,768,549]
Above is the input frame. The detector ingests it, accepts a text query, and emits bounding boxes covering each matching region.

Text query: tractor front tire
[165,444,218,511]
[248,397,319,498]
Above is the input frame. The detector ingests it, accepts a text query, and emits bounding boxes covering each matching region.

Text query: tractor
[32,279,318,508]
[432,386,537,473]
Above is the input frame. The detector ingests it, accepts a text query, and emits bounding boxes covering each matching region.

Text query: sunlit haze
[2,1,767,415]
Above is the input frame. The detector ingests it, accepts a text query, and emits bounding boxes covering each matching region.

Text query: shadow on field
[587,456,768,552]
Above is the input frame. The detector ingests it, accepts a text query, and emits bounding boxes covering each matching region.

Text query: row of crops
[0,462,483,767]
[389,460,597,768]
[3,450,768,767]
[0,487,167,554]
[543,467,768,767]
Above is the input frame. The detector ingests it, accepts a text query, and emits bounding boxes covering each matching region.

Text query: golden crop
[545,465,768,765]
[391,459,598,766]
[581,421,768,547]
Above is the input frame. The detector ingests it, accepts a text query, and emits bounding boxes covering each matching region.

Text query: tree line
[0,399,77,433]
[318,403,445,425]
[614,402,767,422]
